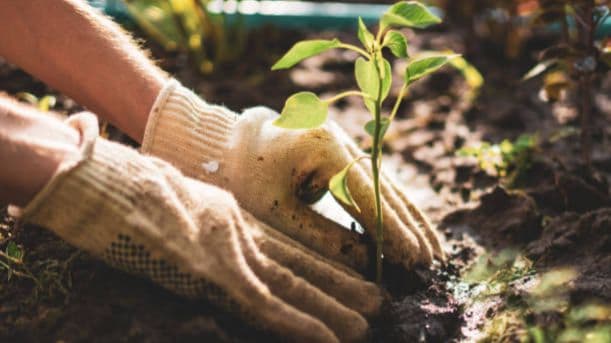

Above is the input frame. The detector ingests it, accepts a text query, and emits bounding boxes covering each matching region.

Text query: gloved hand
[142,80,444,271]
[11,113,382,342]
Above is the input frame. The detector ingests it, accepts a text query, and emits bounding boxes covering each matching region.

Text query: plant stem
[389,82,408,121]
[339,43,370,58]
[0,250,22,264]
[325,90,369,104]
[372,53,385,284]
[375,26,387,45]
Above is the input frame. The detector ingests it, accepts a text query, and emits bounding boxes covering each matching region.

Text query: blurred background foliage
[123,0,246,73]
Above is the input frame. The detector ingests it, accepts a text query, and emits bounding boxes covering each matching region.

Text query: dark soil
[1,9,610,343]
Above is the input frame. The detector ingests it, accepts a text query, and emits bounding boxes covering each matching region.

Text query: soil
[1,9,610,343]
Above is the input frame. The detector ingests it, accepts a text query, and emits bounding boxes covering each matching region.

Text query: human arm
[0,0,166,141]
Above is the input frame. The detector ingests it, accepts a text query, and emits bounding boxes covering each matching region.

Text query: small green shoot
[272,1,462,283]
[0,241,25,281]
[457,134,538,186]
[16,92,56,112]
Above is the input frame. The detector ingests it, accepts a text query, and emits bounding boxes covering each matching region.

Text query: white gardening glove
[12,113,382,342]
[142,80,444,271]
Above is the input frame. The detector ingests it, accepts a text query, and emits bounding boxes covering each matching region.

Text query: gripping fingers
[382,175,445,261]
[234,216,369,342]
[341,140,439,266]
[252,226,383,317]
[377,173,434,265]
[219,266,340,343]
[264,205,371,272]
[332,152,423,268]
[243,210,363,279]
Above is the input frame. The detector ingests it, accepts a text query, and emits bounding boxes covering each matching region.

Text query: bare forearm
[0,0,167,142]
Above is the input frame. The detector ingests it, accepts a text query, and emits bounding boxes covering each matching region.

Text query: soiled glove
[142,80,444,271]
[12,113,382,342]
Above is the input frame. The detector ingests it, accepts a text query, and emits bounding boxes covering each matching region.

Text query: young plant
[457,134,539,186]
[271,1,459,283]
[522,0,610,166]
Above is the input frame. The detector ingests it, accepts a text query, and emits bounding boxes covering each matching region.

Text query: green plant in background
[0,237,81,301]
[124,0,245,73]
[480,266,611,342]
[457,134,538,186]
[0,241,25,281]
[462,249,535,296]
[459,251,611,342]
[272,1,460,283]
[16,92,56,112]
[522,0,610,166]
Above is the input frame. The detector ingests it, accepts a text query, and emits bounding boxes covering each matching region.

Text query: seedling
[522,1,610,166]
[0,241,25,281]
[272,1,460,282]
[457,134,539,186]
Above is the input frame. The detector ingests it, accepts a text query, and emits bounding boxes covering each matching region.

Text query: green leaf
[355,58,377,112]
[6,242,23,261]
[381,1,441,29]
[382,30,409,58]
[357,17,375,51]
[329,161,361,211]
[272,39,341,70]
[355,57,392,113]
[522,59,558,81]
[273,92,328,129]
[405,53,460,83]
[364,118,391,141]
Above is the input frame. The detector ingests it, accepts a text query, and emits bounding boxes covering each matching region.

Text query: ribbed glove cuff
[141,79,237,179]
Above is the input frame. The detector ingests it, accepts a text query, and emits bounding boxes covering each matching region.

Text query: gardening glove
[142,80,445,272]
[11,113,383,342]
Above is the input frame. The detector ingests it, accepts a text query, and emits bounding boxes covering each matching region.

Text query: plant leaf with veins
[406,53,460,83]
[355,57,392,113]
[272,39,341,70]
[357,17,375,51]
[382,30,409,58]
[365,118,391,142]
[274,92,328,129]
[381,1,441,29]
